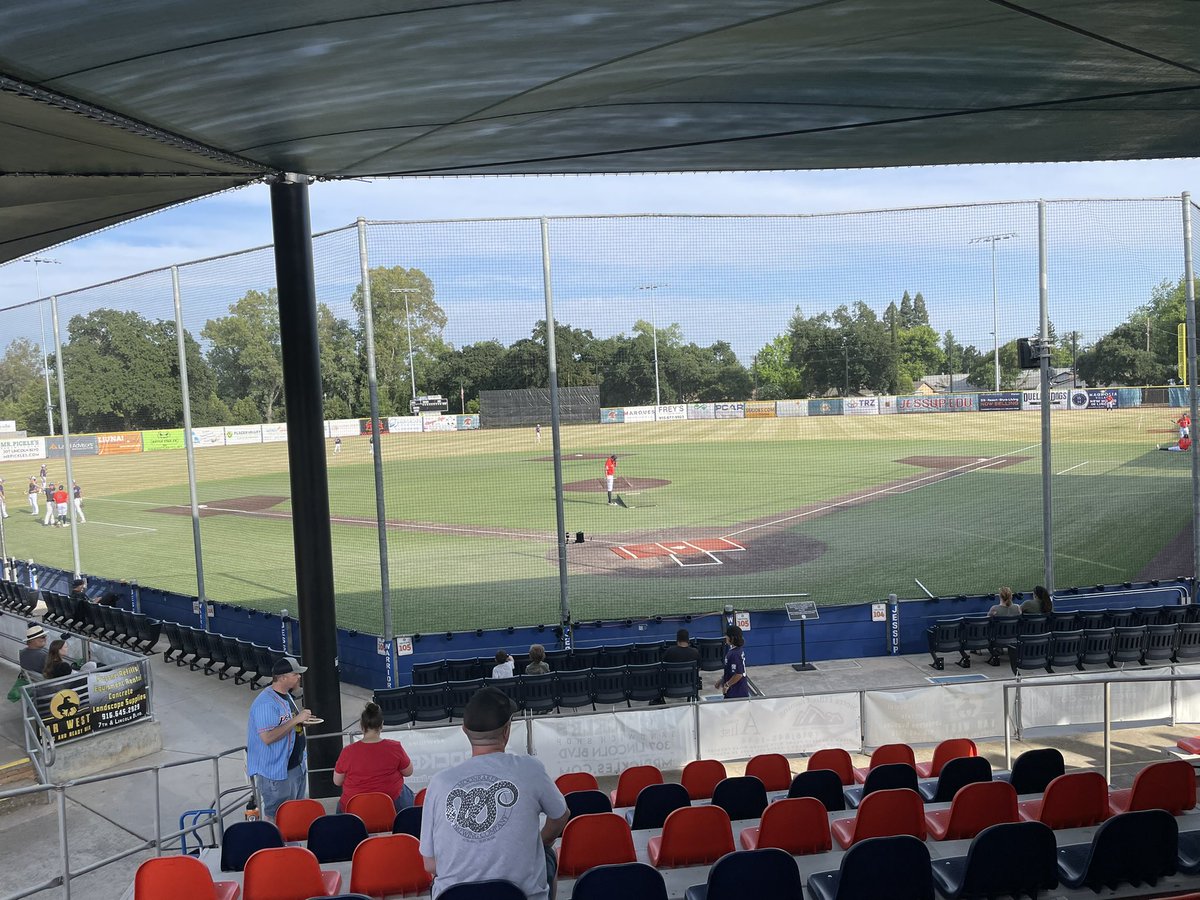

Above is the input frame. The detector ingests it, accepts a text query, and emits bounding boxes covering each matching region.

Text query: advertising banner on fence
[656,404,687,421]
[807,398,843,417]
[601,408,626,424]
[328,418,361,437]
[897,394,979,413]
[387,416,423,433]
[979,392,1021,411]
[223,424,262,445]
[37,662,150,744]
[358,417,390,435]
[1075,388,1119,410]
[456,415,480,430]
[423,415,458,432]
[714,402,744,419]
[1020,389,1070,411]
[623,405,656,423]
[46,435,98,458]
[141,429,184,451]
[843,397,879,416]
[530,706,694,779]
[697,694,861,759]
[744,400,777,418]
[775,399,808,417]
[863,682,1005,745]
[191,426,225,448]
[877,395,898,415]
[261,423,288,443]
[388,722,530,791]
[0,437,45,461]
[0,420,17,432]
[97,432,143,455]
[686,403,715,420]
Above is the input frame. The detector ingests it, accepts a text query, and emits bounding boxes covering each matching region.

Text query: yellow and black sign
[38,664,148,743]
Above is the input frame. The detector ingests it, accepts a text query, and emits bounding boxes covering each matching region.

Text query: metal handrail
[20,689,55,779]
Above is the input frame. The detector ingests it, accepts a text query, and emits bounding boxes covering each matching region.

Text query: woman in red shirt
[333,702,415,812]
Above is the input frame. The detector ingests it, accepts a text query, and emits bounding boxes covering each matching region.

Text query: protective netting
[0,199,1196,634]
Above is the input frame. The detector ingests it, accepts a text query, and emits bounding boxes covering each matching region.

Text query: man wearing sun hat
[19,623,49,677]
[246,656,314,822]
[420,687,569,899]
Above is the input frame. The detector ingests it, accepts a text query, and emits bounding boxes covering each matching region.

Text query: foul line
[725,444,1038,539]
[681,540,723,565]
[1056,461,1090,475]
[88,520,158,535]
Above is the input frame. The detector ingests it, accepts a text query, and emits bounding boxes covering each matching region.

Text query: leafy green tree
[968,339,1022,390]
[0,338,43,428]
[911,292,930,327]
[789,302,894,396]
[317,304,361,417]
[203,289,285,422]
[898,291,914,329]
[896,325,943,383]
[753,333,803,400]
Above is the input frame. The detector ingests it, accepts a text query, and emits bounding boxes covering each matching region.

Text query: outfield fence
[1,197,1198,637]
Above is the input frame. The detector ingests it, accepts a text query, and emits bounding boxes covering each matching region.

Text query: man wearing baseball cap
[420,687,569,899]
[19,623,48,678]
[246,656,313,822]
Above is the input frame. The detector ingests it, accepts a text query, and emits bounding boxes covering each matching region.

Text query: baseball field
[0,408,1190,634]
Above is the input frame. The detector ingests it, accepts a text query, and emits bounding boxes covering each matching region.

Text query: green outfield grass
[1,408,1189,633]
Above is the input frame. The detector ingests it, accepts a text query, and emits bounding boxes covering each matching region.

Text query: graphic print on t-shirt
[445,773,518,839]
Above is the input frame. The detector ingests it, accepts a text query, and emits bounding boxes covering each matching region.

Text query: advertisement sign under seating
[686,403,715,420]
[897,394,979,413]
[223,424,263,445]
[655,404,687,421]
[979,392,1021,411]
[775,399,808,417]
[359,417,390,435]
[423,415,458,432]
[0,437,45,461]
[744,400,777,418]
[37,662,150,744]
[601,408,626,424]
[808,398,843,416]
[714,402,744,419]
[623,406,656,423]
[1020,389,1070,411]
[456,415,480,430]
[141,429,185,451]
[97,432,143,455]
[388,416,423,433]
[46,435,98,458]
[261,423,288,443]
[843,397,879,416]
[191,426,225,448]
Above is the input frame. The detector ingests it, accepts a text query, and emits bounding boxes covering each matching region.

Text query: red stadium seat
[681,759,727,801]
[646,805,734,868]
[242,847,341,900]
[745,753,793,792]
[1176,736,1200,755]
[345,791,398,834]
[807,748,855,786]
[914,738,978,779]
[556,813,637,878]
[414,787,426,807]
[274,798,324,843]
[135,855,240,900]
[556,772,600,795]
[349,833,432,897]
[609,765,663,807]
[830,788,927,849]
[739,797,831,855]
[925,780,1019,841]
[1018,772,1110,830]
[1108,759,1197,817]
[853,743,916,784]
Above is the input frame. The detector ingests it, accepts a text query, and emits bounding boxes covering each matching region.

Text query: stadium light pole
[968,232,1017,391]
[390,287,420,403]
[639,283,663,409]
[26,257,59,435]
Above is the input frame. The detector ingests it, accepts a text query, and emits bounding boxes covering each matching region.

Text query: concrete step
[0,757,47,813]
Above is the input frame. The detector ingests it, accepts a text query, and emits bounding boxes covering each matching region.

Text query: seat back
[1080,627,1115,666]
[1112,625,1147,664]
[1106,608,1135,628]
[1009,747,1065,794]
[447,678,484,719]
[832,834,933,900]
[1018,613,1048,635]
[941,780,1019,841]
[959,617,990,651]
[571,863,668,900]
[556,812,637,878]
[345,791,398,833]
[1034,772,1110,829]
[655,805,735,867]
[1128,759,1198,814]
[437,880,526,899]
[862,763,918,798]
[807,748,854,785]
[788,769,846,811]
[554,671,592,709]
[632,641,665,665]
[220,820,284,872]
[392,805,422,836]
[1010,633,1050,673]
[242,846,330,900]
[661,661,700,699]
[1145,623,1180,661]
[307,813,369,863]
[349,833,431,897]
[519,673,556,711]
[988,615,1021,649]
[745,753,792,791]
[1077,610,1108,630]
[928,756,991,803]
[1048,629,1084,669]
[568,647,601,670]
[1177,622,1200,660]
[556,771,599,795]
[445,657,480,681]
[681,759,726,800]
[373,686,413,727]
[926,738,977,778]
[958,821,1058,898]
[710,776,769,821]
[274,798,325,843]
[626,662,664,702]
[868,743,915,771]
[755,797,832,855]
[703,847,803,900]
[628,782,690,830]
[591,665,628,706]
[410,683,451,722]
[565,789,613,818]
[603,644,633,667]
[848,788,926,845]
[611,765,663,807]
[1049,611,1078,632]
[695,637,727,671]
[135,855,223,900]
[1070,809,1178,891]
[410,660,447,684]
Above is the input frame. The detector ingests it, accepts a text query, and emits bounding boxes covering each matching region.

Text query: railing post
[212,756,225,844]
[57,786,70,899]
[1003,684,1012,770]
[1103,681,1112,784]
[153,768,162,856]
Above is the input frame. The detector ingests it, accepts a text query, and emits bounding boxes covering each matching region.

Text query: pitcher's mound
[564,477,670,492]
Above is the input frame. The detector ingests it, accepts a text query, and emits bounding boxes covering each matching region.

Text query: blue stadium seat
[392,805,422,837]
[1009,633,1051,676]
[917,756,990,804]
[1047,629,1084,672]
[710,776,769,821]
[220,820,284,872]
[571,863,668,900]
[437,880,525,899]
[685,848,802,900]
[995,747,1064,795]
[788,769,846,812]
[930,821,1057,899]
[926,618,964,670]
[307,813,369,864]
[1057,809,1178,892]
[626,782,690,830]
[807,834,933,900]
[843,763,918,809]
[564,789,613,819]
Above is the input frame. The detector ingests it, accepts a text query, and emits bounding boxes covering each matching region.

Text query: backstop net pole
[1038,199,1054,592]
[541,218,571,633]
[172,266,208,622]
[1183,192,1198,588]
[50,295,82,578]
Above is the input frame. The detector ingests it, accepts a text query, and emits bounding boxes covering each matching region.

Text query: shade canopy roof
[2,0,1199,263]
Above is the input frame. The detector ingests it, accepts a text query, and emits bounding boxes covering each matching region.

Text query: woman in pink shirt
[333,701,415,812]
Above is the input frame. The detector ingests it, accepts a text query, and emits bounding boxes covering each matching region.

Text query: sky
[0,159,1198,365]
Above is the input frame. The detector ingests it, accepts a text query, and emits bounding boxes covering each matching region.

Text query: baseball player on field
[605,454,617,505]
[42,480,55,526]
[27,476,38,515]
[72,481,86,523]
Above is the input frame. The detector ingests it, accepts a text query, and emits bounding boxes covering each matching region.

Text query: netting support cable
[172,266,207,618]
[541,218,571,631]
[357,218,396,685]
[1038,200,1054,593]
[49,295,82,578]
[1183,192,1199,588]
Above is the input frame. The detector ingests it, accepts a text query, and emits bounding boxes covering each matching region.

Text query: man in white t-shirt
[420,687,569,900]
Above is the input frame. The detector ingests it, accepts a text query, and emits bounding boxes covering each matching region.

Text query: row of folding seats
[273,795,422,842]
[40,590,161,653]
[411,637,726,683]
[0,578,38,614]
[1009,622,1200,674]
[374,661,702,725]
[928,607,1200,670]
[161,621,284,689]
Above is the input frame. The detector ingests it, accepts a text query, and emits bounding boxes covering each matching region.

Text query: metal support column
[357,219,396,687]
[1183,193,1199,585]
[172,267,208,626]
[541,219,571,629]
[1038,200,1054,591]
[50,296,81,577]
[269,175,341,797]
